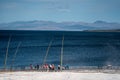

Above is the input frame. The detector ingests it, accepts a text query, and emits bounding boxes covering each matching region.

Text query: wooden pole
[60,35,64,71]
[43,39,53,65]
[4,35,11,70]
[11,42,21,71]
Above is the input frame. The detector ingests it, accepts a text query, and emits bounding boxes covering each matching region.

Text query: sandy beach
[0,71,120,80]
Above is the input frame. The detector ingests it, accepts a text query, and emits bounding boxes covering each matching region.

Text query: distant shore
[84,29,120,32]
[0,29,120,32]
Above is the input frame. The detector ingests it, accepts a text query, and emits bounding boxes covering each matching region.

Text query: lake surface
[0,30,120,69]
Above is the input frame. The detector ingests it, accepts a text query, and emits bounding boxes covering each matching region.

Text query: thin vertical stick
[43,39,53,65]
[4,35,11,70]
[60,35,64,71]
[11,42,21,71]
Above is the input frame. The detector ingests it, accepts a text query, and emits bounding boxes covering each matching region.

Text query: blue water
[0,30,120,68]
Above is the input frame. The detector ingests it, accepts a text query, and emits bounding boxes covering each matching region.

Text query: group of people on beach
[30,64,69,71]
[29,64,56,71]
[43,64,55,71]
[30,64,40,70]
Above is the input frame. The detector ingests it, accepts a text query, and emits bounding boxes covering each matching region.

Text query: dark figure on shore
[34,65,37,70]
[37,64,39,70]
[58,65,60,70]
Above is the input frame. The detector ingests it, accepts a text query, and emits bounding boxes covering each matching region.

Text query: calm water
[0,30,120,68]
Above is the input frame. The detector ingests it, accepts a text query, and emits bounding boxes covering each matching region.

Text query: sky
[0,0,120,23]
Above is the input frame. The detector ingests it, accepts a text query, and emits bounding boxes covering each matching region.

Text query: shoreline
[0,71,120,80]
[1,69,120,74]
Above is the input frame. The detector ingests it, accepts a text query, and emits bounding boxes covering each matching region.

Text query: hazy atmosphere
[0,0,120,23]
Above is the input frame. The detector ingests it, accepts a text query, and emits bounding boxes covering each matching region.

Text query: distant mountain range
[0,20,120,31]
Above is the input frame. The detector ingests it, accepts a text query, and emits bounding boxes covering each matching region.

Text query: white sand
[0,71,120,80]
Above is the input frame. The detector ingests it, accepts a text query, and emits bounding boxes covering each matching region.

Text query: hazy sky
[0,0,120,23]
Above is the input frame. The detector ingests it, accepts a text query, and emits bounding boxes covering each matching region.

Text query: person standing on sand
[36,64,39,70]
[51,64,55,70]
[49,64,52,70]
[58,65,60,70]
[30,64,33,70]
[46,64,49,71]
